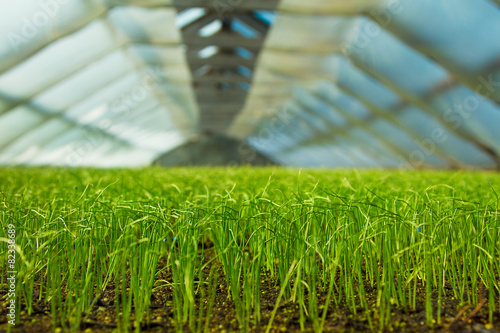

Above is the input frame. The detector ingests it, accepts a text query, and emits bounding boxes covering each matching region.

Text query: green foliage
[0,167,499,332]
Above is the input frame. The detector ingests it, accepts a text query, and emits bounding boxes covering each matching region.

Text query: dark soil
[1,248,499,333]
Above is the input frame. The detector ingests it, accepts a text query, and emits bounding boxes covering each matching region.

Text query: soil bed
[1,252,498,333]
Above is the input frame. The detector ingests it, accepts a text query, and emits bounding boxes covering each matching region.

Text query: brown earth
[1,248,499,333]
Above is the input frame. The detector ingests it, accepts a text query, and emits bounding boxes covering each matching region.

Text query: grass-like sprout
[0,167,498,332]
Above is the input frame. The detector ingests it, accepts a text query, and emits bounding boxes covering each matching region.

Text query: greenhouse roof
[0,0,499,168]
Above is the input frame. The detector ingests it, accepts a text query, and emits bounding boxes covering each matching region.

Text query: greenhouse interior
[0,0,499,332]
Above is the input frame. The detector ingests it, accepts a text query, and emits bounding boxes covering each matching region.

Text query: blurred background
[0,0,499,169]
